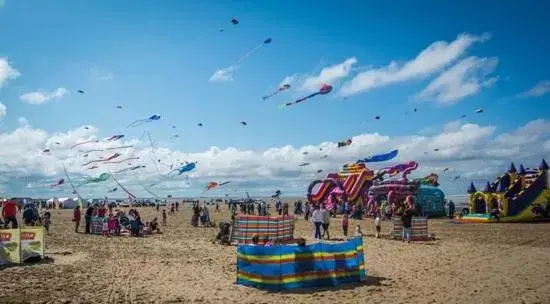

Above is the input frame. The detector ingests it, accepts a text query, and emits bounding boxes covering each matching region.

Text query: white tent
[56,197,77,209]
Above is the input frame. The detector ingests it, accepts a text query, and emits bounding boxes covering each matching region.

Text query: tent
[47,197,77,209]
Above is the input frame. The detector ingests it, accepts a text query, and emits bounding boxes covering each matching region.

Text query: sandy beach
[1,203,549,304]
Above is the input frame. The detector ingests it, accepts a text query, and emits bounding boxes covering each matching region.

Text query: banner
[0,229,21,265]
[20,227,45,262]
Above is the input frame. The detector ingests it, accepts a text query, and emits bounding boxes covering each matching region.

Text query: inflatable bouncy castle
[458,159,550,223]
[307,163,374,209]
[366,161,446,217]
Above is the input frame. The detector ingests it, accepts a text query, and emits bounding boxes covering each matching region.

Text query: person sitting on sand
[355,224,363,237]
[296,238,306,247]
[250,234,260,246]
[150,217,161,233]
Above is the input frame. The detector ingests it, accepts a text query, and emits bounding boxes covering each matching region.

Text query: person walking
[321,206,331,240]
[311,205,323,240]
[73,206,82,233]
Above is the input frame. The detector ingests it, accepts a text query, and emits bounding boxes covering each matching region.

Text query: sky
[0,0,549,199]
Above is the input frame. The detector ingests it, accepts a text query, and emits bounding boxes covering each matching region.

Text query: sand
[1,203,549,304]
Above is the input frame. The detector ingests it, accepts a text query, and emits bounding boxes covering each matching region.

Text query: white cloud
[0,102,6,120]
[417,56,499,104]
[0,57,21,88]
[0,118,548,198]
[209,66,237,82]
[301,58,357,92]
[340,33,491,97]
[518,80,550,98]
[20,87,70,105]
[18,117,29,127]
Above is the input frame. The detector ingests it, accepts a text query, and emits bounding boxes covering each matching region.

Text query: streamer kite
[236,38,272,64]
[218,181,231,186]
[104,157,140,164]
[49,178,65,188]
[299,162,310,167]
[356,149,398,163]
[126,114,161,128]
[78,173,111,186]
[82,153,122,166]
[262,84,291,101]
[279,84,332,108]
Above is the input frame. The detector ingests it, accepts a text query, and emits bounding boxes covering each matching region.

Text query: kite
[171,125,176,129]
[77,90,84,94]
[271,190,282,198]
[84,126,90,130]
[71,140,100,149]
[79,145,133,154]
[113,165,145,173]
[375,116,380,120]
[231,18,239,25]
[433,148,440,152]
[316,169,323,174]
[170,134,180,139]
[126,114,161,128]
[42,149,50,153]
[78,173,111,186]
[279,84,332,108]
[104,157,140,164]
[236,38,272,64]
[197,123,203,127]
[108,187,118,193]
[87,166,98,170]
[454,175,460,180]
[106,134,125,142]
[240,121,247,126]
[320,155,328,159]
[204,182,218,191]
[460,114,467,118]
[177,162,197,175]
[302,151,309,155]
[219,181,231,186]
[49,178,65,188]
[299,162,311,167]
[443,168,450,172]
[475,108,483,113]
[337,138,352,148]
[356,149,398,163]
[71,135,124,149]
[116,105,123,109]
[82,153,122,166]
[55,142,61,145]
[262,84,291,101]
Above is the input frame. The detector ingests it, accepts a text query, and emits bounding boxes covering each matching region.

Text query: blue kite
[126,114,161,128]
[356,149,398,163]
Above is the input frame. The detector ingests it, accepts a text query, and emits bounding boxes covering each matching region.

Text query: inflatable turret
[539,159,549,171]
[467,182,477,194]
[508,162,517,173]
[497,177,508,192]
[519,164,527,175]
[483,181,492,193]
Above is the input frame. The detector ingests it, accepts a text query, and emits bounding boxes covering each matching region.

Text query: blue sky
[0,0,549,198]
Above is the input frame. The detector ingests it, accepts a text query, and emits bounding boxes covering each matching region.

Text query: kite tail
[104,157,140,164]
[82,159,101,167]
[236,43,264,64]
[126,119,147,129]
[62,162,83,202]
[112,175,136,200]
[71,140,98,149]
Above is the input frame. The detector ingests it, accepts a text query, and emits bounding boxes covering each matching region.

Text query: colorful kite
[82,153,122,166]
[49,178,65,188]
[356,149,398,163]
[262,84,291,101]
[204,182,218,191]
[78,173,111,186]
[279,84,332,108]
[177,162,197,175]
[337,139,352,148]
[126,114,161,128]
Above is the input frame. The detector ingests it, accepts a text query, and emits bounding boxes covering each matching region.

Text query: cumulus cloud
[0,118,548,198]
[0,57,21,88]
[301,58,357,92]
[20,87,70,105]
[417,56,499,104]
[340,33,491,97]
[517,80,550,98]
[0,102,6,120]
[209,66,237,82]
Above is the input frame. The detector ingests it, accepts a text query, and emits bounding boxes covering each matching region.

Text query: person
[84,206,94,234]
[385,203,392,221]
[150,217,160,233]
[342,213,349,237]
[355,224,363,237]
[101,218,110,237]
[73,206,82,233]
[304,202,311,221]
[282,202,289,216]
[448,200,455,218]
[311,205,323,240]
[250,234,260,246]
[175,201,179,212]
[162,210,167,226]
[156,202,160,212]
[170,204,175,216]
[322,206,331,240]
[374,212,381,238]
[42,211,52,235]
[401,207,413,243]
[2,198,18,229]
[216,203,220,212]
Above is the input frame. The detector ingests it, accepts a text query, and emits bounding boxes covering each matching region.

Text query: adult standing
[321,206,331,240]
[448,200,455,218]
[73,206,82,233]
[310,205,323,240]
[2,198,19,229]
[85,206,94,234]
[401,207,413,243]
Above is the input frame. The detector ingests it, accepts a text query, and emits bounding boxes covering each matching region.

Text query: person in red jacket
[73,206,82,233]
[2,198,19,229]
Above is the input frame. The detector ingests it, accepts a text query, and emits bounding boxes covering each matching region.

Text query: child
[342,213,349,236]
[108,214,119,236]
[374,213,381,238]
[162,210,167,226]
[101,219,110,237]
[355,224,363,237]
[43,211,52,235]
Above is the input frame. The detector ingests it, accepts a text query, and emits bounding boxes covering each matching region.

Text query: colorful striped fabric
[236,237,366,290]
[391,216,429,241]
[90,216,106,235]
[231,215,294,244]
